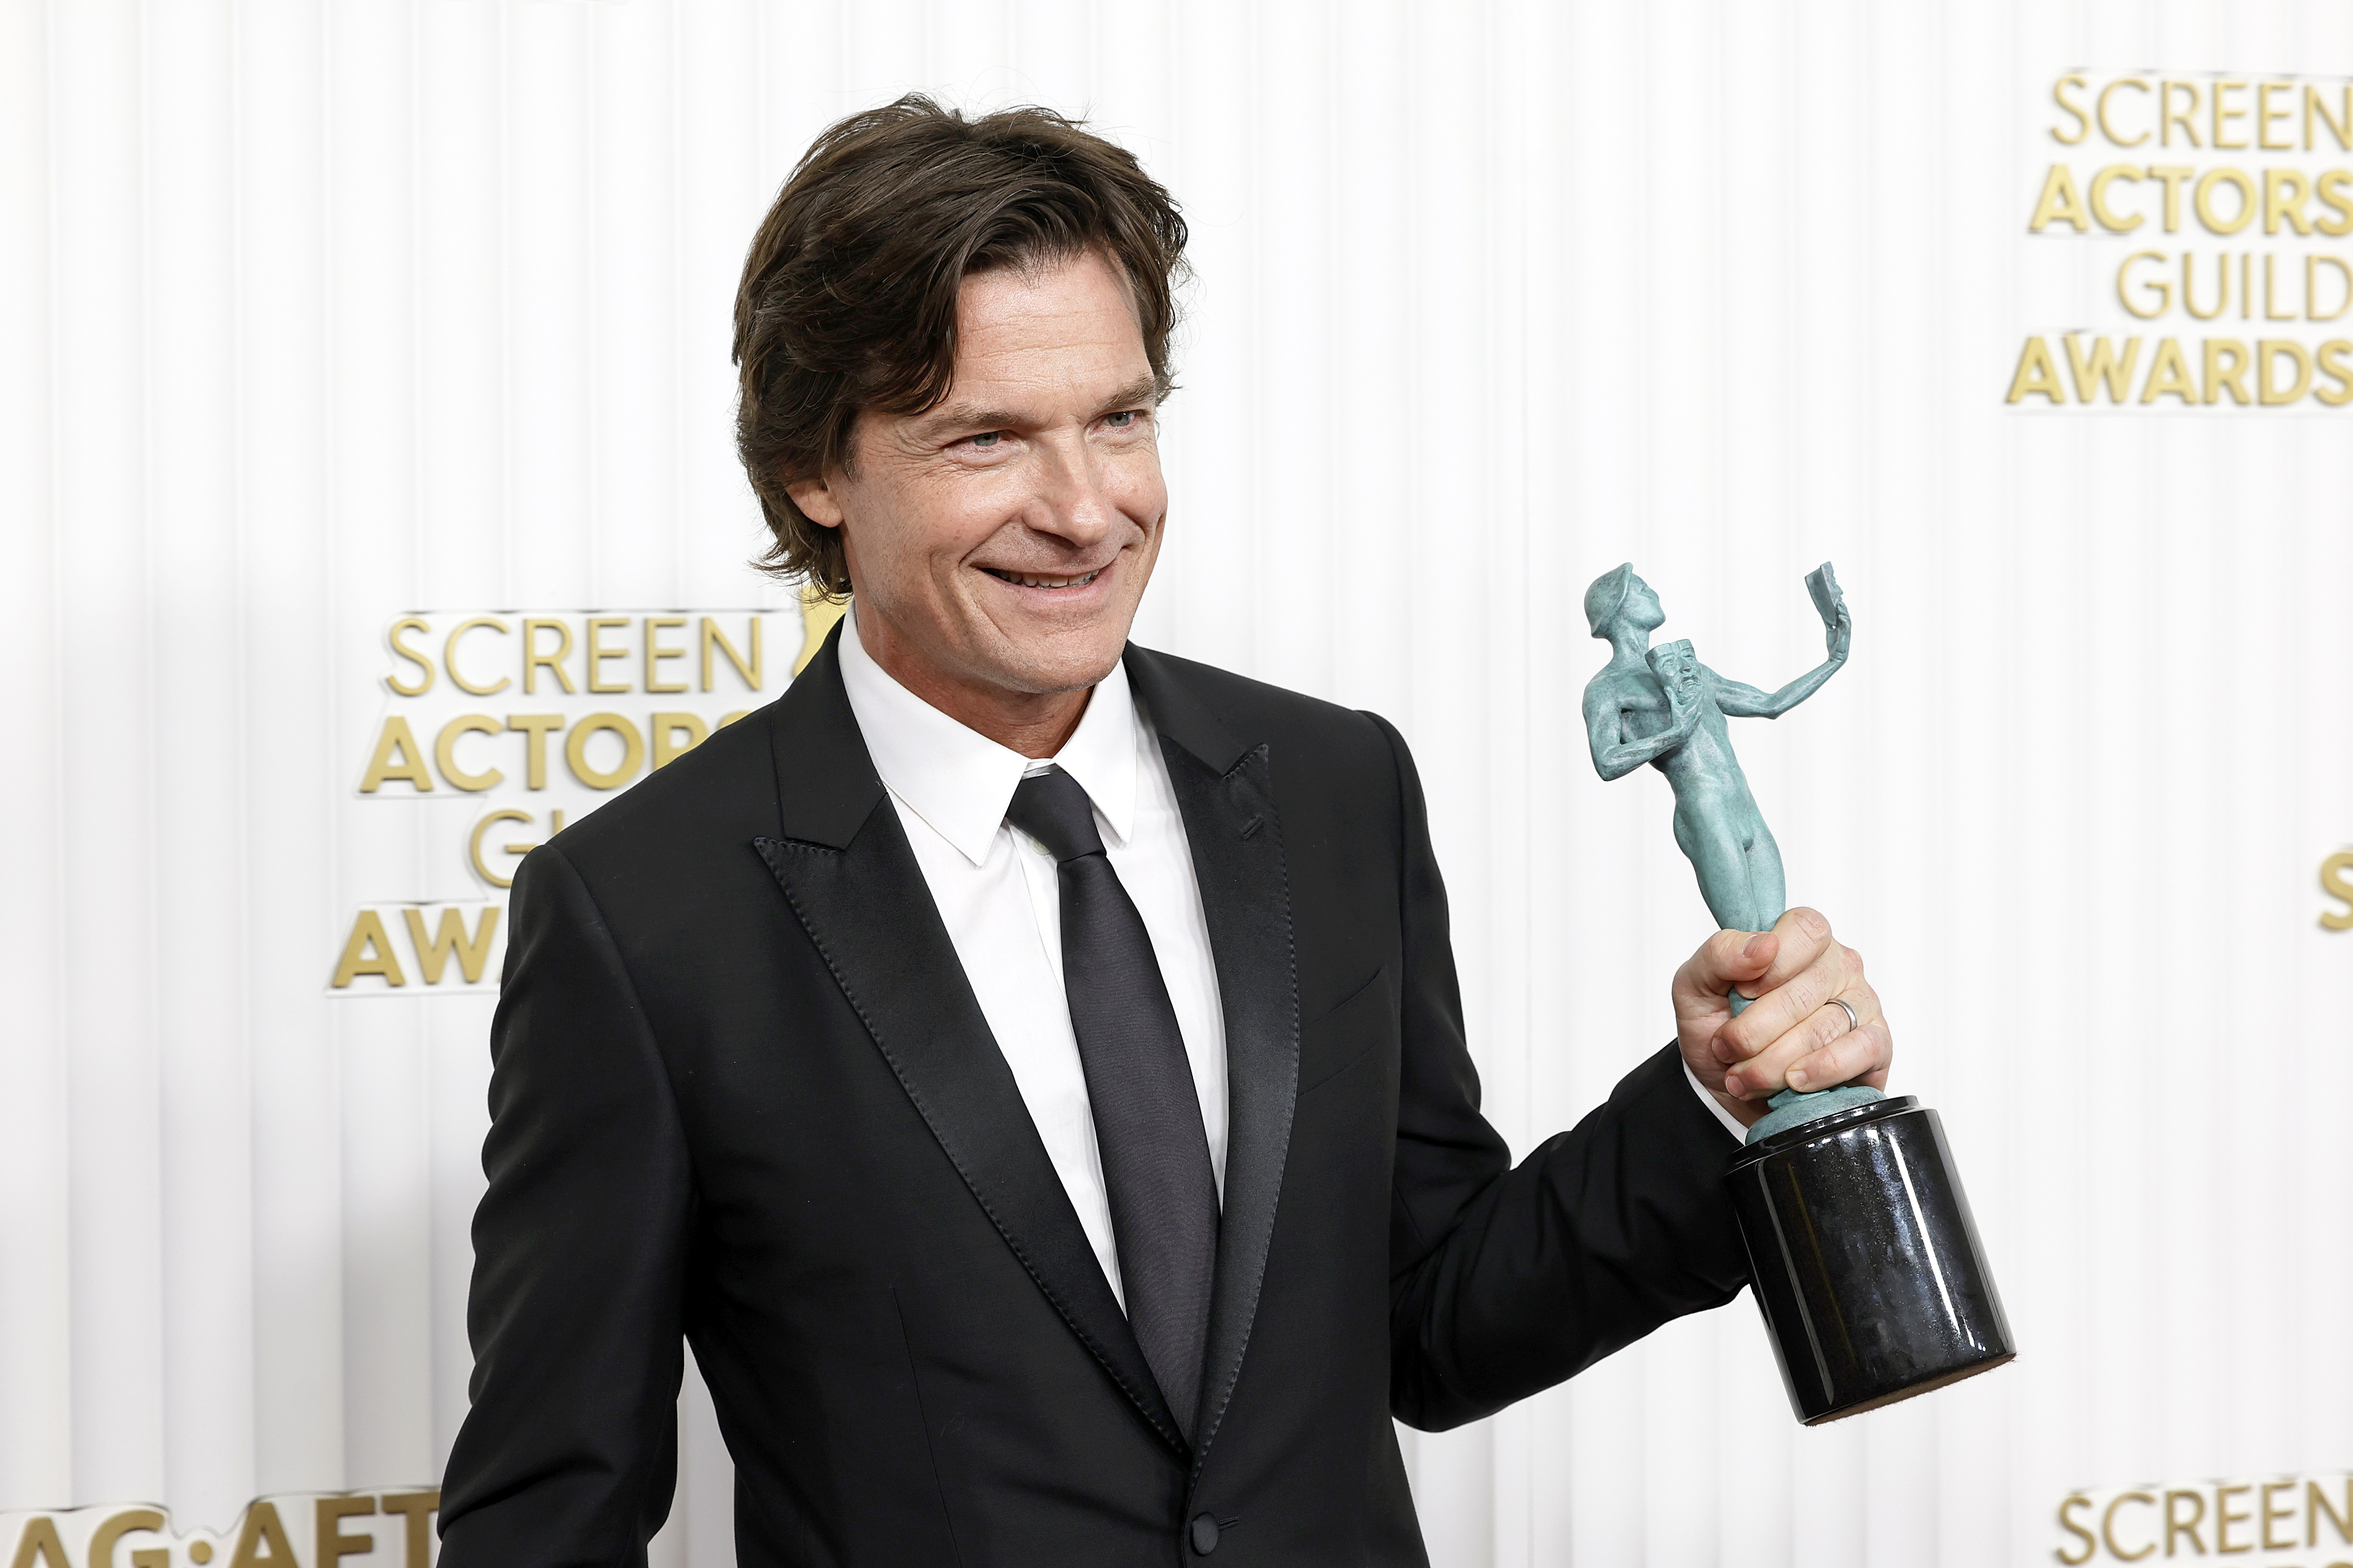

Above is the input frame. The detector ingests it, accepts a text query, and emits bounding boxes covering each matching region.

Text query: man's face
[789,250,1167,718]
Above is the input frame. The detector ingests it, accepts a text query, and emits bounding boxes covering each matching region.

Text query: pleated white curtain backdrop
[3,2,2349,1565]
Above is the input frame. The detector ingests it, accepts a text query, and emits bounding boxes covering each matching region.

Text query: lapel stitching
[1165,739,1301,1478]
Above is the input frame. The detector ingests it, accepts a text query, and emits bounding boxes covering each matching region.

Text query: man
[440,97,1891,1566]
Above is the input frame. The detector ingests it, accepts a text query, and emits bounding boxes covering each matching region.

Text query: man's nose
[1030,435,1120,544]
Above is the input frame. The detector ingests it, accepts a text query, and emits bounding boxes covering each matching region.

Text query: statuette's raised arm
[1708,566,1851,719]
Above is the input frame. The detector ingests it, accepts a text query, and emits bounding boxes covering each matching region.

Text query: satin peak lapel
[752,636,1184,1456]
[1125,647,1301,1473]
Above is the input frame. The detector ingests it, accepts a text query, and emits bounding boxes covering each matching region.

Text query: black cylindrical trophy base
[1725,1096,2015,1425]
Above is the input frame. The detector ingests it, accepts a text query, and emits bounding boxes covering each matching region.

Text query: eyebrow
[918,376,1162,436]
[1099,374,1162,413]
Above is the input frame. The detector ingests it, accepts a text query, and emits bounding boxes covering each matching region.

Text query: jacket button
[1189,1513,1220,1555]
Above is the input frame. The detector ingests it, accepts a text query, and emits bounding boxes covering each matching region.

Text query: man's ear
[786,473,845,529]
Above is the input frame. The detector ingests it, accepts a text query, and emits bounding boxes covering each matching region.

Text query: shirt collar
[835,602,1139,866]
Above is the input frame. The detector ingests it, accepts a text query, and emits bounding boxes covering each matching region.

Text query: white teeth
[994,569,1100,589]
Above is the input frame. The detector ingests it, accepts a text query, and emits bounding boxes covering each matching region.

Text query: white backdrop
[4,2,2351,1565]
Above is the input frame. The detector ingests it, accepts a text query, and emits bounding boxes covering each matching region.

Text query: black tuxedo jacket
[439,631,1749,1567]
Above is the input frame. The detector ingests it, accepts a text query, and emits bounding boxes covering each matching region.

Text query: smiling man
[788,248,1169,758]
[439,97,1893,1567]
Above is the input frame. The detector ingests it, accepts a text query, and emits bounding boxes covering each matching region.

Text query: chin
[982,608,1129,672]
[1004,652,1124,697]
[988,636,1126,697]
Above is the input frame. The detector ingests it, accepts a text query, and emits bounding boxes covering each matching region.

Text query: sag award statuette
[1582,563,2016,1424]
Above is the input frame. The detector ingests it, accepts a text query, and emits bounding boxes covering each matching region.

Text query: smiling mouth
[981,567,1103,590]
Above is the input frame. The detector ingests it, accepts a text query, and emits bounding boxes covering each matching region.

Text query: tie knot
[1005,767,1104,864]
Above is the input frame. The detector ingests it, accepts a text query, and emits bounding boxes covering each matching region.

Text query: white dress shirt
[838,609,1229,1308]
[837,611,1742,1307]
[1689,1060,1748,1139]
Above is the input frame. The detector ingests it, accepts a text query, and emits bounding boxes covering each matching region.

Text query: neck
[1608,624,1653,664]
[856,608,1094,759]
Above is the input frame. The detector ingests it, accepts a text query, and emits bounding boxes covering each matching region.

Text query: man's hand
[1674,907,1890,1128]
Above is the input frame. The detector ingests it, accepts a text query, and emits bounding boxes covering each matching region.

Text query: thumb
[1683,928,1777,1000]
[1729,930,1777,997]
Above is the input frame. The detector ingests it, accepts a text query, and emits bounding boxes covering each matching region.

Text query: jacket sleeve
[438,843,692,1566]
[1364,712,1751,1433]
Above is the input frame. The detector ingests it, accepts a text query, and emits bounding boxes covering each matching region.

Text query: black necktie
[1005,766,1219,1438]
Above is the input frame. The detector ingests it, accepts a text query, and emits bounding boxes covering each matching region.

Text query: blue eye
[970,431,1002,448]
[1106,411,1136,427]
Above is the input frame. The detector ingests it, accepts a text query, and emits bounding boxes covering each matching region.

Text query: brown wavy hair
[733,96,1189,597]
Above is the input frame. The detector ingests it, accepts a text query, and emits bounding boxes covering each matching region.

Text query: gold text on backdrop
[2014,73,2353,410]
[0,1492,440,1568]
[2317,850,2353,930]
[2055,1472,2353,1564]
[328,597,840,992]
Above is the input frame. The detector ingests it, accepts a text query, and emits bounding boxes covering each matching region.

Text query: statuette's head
[1585,563,1664,639]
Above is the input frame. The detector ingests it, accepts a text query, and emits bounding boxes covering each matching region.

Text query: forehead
[949,251,1150,385]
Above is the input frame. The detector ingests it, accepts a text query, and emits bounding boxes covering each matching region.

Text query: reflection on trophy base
[1725,1096,2017,1425]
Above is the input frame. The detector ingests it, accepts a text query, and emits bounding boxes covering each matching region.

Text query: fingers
[1786,1014,1891,1095]
[1708,908,1837,1053]
[1722,987,1892,1099]
[1709,910,1894,1097]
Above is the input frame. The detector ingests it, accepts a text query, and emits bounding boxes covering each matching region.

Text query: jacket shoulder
[540,695,786,876]
[1128,645,1393,761]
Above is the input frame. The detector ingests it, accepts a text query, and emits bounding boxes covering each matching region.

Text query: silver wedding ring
[1828,996,1860,1036]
